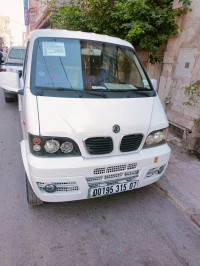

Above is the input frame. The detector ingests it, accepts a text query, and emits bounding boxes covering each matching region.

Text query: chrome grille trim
[86,176,103,183]
[104,173,123,179]
[87,170,139,185]
[125,171,138,176]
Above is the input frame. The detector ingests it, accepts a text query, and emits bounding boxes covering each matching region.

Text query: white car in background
[1,46,26,102]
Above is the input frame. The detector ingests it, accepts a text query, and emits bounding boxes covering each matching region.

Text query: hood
[37,96,155,158]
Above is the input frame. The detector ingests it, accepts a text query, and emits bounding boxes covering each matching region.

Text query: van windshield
[31,37,155,98]
[9,48,26,60]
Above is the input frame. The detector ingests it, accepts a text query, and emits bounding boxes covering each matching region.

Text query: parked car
[1,46,26,102]
[0,29,171,206]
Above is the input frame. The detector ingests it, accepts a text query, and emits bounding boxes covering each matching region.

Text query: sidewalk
[156,141,200,225]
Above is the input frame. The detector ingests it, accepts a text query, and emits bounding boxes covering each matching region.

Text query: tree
[45,0,191,62]
[182,80,200,125]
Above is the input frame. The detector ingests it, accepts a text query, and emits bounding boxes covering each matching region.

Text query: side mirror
[150,79,158,91]
[0,72,23,94]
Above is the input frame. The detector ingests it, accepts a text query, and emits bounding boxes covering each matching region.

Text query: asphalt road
[0,89,200,266]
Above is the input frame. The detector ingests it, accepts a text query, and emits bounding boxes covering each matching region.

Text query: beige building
[28,0,50,31]
[28,0,67,31]
[0,16,13,48]
[157,0,200,152]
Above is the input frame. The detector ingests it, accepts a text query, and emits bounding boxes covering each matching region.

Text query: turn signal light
[33,138,41,145]
[154,156,159,163]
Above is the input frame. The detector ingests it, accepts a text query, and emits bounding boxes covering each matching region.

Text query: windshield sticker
[42,42,66,57]
[92,86,107,90]
[104,83,136,90]
[129,84,137,89]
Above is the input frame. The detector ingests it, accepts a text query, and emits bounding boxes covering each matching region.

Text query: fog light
[44,183,57,193]
[158,165,165,174]
[146,164,166,178]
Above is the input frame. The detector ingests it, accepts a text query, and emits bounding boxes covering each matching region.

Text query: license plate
[88,181,139,198]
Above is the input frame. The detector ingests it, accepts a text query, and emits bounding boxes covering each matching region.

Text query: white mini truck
[0,30,171,206]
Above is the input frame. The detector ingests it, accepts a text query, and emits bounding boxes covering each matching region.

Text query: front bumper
[20,140,171,202]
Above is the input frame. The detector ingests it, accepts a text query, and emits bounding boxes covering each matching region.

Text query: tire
[25,172,44,206]
[4,91,14,103]
[5,96,14,102]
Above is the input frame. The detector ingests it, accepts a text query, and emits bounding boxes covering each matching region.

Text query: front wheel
[5,96,14,103]
[4,91,14,102]
[25,173,44,206]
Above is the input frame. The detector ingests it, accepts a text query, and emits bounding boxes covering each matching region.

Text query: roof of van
[29,29,134,49]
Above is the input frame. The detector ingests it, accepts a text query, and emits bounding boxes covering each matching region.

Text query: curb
[191,214,200,228]
[156,182,200,229]
[155,182,191,213]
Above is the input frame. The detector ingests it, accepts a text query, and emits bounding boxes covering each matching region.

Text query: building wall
[0,16,13,47]
[158,0,200,151]
[28,0,48,31]
[29,0,68,30]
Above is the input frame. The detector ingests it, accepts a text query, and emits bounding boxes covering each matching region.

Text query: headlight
[29,134,81,156]
[44,139,60,153]
[61,142,73,153]
[144,128,168,148]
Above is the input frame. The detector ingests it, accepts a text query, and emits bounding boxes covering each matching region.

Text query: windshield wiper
[83,90,106,98]
[54,87,78,91]
[35,87,106,97]
[99,89,151,96]
[36,87,78,91]
[129,90,151,96]
[54,88,106,97]
[35,87,81,96]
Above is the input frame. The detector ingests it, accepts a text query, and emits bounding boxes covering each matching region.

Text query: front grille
[120,134,143,152]
[86,170,139,186]
[85,137,113,155]
[107,165,126,173]
[104,173,123,180]
[94,168,105,175]
[127,163,138,170]
[94,163,137,175]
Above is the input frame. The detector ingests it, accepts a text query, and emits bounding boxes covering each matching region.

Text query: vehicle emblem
[113,125,120,133]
